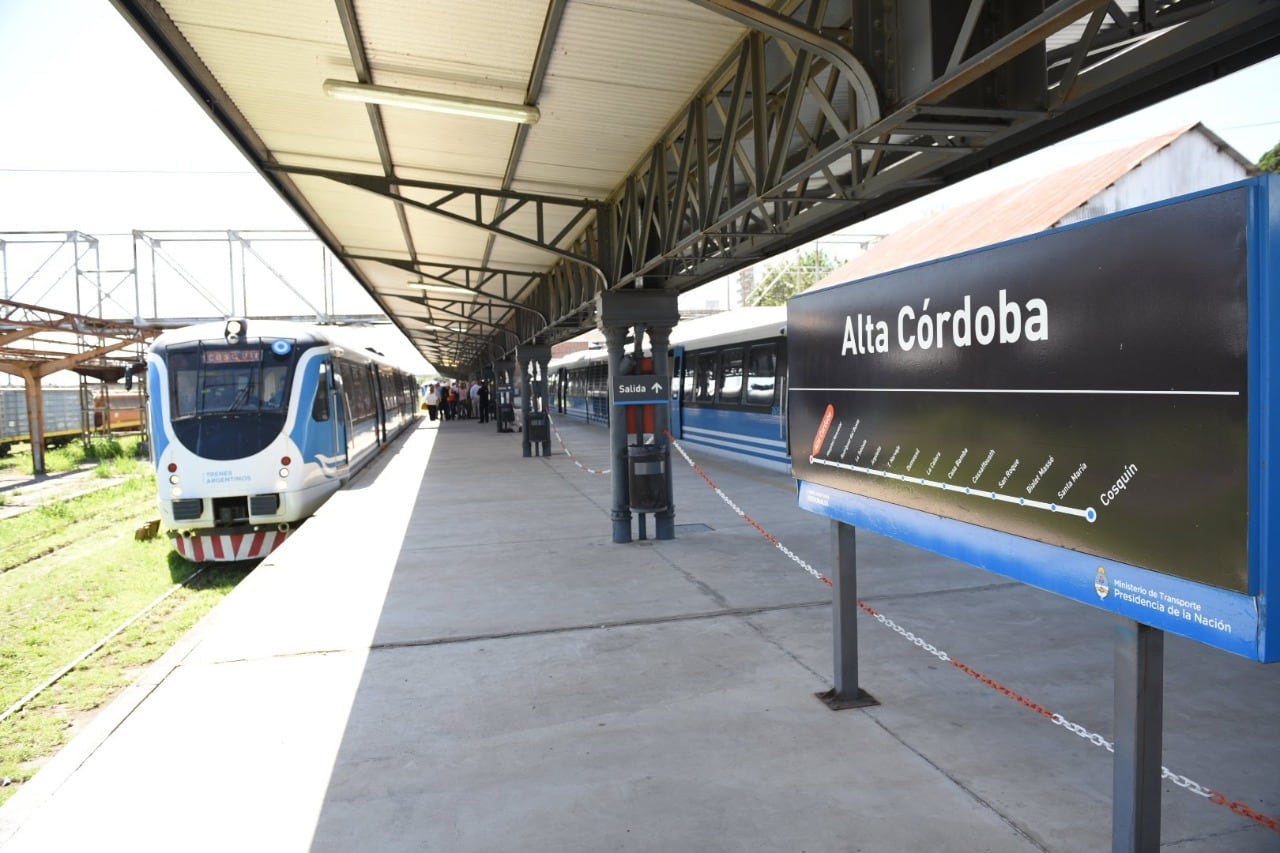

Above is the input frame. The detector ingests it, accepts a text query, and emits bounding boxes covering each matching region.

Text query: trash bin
[526,411,550,443]
[627,444,668,512]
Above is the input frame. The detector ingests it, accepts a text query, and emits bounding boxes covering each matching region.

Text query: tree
[1259,140,1280,174]
[747,248,843,306]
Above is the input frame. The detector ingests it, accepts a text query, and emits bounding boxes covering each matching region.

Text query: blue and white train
[550,306,789,471]
[146,319,420,561]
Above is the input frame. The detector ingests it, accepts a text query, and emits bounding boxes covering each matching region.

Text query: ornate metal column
[517,344,552,457]
[596,290,680,544]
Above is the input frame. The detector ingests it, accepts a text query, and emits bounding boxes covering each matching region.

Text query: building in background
[811,123,1256,291]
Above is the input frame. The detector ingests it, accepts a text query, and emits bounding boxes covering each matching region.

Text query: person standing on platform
[477,381,491,424]
[469,380,481,421]
[425,383,439,421]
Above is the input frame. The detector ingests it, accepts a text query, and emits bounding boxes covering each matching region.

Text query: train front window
[168,346,294,418]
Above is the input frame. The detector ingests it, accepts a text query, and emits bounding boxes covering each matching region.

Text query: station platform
[1,414,1277,852]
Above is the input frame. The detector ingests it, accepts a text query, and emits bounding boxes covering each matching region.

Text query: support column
[1113,619,1164,853]
[596,290,679,544]
[517,344,552,457]
[492,360,515,433]
[819,520,878,710]
[22,373,47,476]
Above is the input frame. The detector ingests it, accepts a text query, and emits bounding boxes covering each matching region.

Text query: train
[0,387,146,457]
[549,306,789,471]
[146,319,420,562]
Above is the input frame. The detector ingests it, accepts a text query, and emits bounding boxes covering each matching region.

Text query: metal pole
[819,520,877,710]
[648,323,675,540]
[521,357,533,458]
[1113,618,1163,852]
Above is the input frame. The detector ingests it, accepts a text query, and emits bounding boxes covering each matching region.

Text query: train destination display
[788,177,1278,662]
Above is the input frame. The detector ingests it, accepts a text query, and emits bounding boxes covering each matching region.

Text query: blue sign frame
[790,176,1279,662]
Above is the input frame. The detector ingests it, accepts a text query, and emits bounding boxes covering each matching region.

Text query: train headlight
[278,467,290,478]
[170,486,183,498]
[225,318,246,344]
[168,474,180,485]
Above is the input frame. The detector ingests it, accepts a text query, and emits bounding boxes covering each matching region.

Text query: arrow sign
[614,374,670,406]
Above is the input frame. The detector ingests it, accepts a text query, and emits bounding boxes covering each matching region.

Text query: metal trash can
[627,444,668,512]
[525,411,550,443]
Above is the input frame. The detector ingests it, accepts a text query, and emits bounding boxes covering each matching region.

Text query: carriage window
[692,353,716,403]
[717,348,744,404]
[681,358,698,403]
[745,344,777,407]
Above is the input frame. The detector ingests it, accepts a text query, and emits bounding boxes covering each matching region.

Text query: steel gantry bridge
[110,0,1280,374]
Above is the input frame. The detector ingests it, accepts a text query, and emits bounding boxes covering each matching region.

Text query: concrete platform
[1,414,1277,851]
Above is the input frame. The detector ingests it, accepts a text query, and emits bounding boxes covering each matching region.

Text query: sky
[1,0,1278,318]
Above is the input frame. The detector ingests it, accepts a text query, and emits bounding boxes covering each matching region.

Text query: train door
[372,365,387,445]
[670,346,685,437]
[776,340,788,448]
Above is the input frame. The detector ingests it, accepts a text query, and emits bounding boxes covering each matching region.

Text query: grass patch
[0,465,252,805]
[0,477,158,574]
[1,434,149,477]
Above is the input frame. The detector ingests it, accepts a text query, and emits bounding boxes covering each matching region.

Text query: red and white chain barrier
[663,430,1279,835]
[546,413,610,475]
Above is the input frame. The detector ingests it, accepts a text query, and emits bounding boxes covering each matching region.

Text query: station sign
[788,176,1279,662]
[614,374,670,406]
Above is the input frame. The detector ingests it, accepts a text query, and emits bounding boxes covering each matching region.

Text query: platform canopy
[110,0,1280,373]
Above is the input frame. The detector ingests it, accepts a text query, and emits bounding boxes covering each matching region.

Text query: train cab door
[670,345,685,438]
[324,361,352,468]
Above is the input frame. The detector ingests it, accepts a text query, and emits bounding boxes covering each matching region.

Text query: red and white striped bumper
[173,529,288,562]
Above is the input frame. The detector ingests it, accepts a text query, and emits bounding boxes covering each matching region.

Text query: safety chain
[855,601,952,664]
[665,431,831,588]
[664,430,1279,835]
[545,413,610,475]
[1208,792,1280,833]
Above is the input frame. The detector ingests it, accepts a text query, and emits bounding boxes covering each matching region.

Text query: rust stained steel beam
[0,298,155,379]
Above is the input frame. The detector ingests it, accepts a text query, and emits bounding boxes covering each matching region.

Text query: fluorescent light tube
[408,282,478,297]
[323,79,540,125]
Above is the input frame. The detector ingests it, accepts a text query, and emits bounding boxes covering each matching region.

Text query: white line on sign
[808,455,1097,522]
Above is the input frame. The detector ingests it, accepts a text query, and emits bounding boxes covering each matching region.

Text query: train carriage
[0,387,147,457]
[550,307,790,471]
[147,319,419,561]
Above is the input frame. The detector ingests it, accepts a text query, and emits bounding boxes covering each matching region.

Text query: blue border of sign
[1252,174,1279,663]
[798,481,1264,660]
[614,398,670,406]
[792,175,1279,663]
